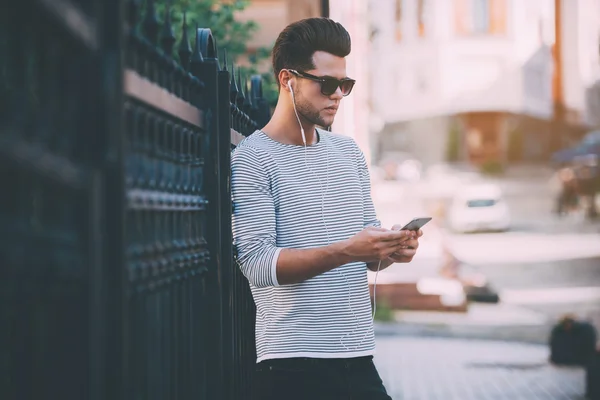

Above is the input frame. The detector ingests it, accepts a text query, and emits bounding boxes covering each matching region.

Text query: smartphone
[400,217,432,232]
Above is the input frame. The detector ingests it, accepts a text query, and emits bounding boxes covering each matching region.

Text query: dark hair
[272,18,351,86]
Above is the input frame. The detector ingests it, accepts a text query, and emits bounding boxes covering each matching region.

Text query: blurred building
[329,0,373,161]
[236,0,328,57]
[370,0,600,167]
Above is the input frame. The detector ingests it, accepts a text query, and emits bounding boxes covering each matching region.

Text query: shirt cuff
[271,247,283,287]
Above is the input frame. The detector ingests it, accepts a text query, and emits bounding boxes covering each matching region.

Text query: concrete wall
[377,116,454,167]
[236,0,323,51]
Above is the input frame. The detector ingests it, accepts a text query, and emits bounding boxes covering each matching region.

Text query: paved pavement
[374,336,586,400]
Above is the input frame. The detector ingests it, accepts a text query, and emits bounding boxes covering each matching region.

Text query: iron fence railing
[1,0,270,398]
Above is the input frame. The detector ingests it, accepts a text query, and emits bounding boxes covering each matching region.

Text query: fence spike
[251,75,263,101]
[160,2,176,56]
[142,0,160,44]
[178,12,192,70]
[127,0,141,31]
[222,49,228,71]
[243,77,252,110]
[230,64,239,103]
[236,69,245,107]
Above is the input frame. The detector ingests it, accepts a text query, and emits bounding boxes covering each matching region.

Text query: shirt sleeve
[231,145,282,288]
[356,144,381,229]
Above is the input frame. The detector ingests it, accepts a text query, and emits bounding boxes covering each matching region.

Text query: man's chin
[318,116,335,128]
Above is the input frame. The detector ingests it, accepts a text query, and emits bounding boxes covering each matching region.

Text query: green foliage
[479,160,505,175]
[373,299,394,322]
[153,0,257,60]
[152,0,279,107]
[446,121,461,162]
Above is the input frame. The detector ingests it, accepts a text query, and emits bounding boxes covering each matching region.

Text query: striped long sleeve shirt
[231,129,380,363]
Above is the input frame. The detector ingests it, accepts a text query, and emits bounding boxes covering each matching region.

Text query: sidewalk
[374,336,585,400]
[374,302,552,345]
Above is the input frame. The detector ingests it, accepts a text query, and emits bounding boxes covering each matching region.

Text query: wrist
[330,240,353,265]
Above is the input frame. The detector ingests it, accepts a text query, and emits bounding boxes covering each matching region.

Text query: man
[231,18,423,399]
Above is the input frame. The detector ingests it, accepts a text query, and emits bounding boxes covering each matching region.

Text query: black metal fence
[1,0,269,398]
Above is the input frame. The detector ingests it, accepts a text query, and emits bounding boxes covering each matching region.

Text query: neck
[261,102,318,146]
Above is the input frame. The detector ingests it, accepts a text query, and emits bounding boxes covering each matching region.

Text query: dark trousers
[252,355,393,400]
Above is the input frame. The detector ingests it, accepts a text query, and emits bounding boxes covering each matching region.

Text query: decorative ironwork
[2,0,271,398]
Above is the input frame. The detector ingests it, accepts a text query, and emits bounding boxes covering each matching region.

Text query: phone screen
[401,217,432,231]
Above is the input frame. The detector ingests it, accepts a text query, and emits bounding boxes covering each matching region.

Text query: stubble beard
[295,94,334,129]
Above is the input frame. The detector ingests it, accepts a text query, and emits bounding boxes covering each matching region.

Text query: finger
[378,230,410,242]
[389,254,408,262]
[397,248,417,258]
[389,249,416,262]
[417,229,424,237]
[382,239,412,251]
[389,241,413,254]
[367,226,389,232]
[380,246,403,260]
[404,239,419,249]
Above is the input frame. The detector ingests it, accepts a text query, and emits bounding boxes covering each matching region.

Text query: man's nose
[330,86,343,100]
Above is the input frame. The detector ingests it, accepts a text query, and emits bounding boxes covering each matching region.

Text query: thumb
[367,226,388,232]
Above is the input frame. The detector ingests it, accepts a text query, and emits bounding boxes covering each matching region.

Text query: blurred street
[371,165,600,324]
[370,165,599,399]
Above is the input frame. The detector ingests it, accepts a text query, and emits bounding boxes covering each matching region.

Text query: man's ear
[279,69,293,92]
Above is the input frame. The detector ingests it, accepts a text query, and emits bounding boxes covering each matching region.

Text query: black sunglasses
[288,69,356,97]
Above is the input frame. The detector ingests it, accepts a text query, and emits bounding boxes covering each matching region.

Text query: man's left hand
[387,224,423,263]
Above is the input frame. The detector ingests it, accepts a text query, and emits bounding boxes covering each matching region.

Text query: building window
[472,0,489,33]
[417,0,426,37]
[395,0,403,41]
[455,0,506,35]
[489,0,507,34]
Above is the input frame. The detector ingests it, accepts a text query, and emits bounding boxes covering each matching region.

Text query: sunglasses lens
[340,80,355,96]
[319,78,356,96]
[321,80,339,96]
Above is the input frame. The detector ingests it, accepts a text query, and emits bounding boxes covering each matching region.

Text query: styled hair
[272,18,351,86]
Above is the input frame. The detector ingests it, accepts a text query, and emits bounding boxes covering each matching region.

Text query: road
[371,170,600,329]
[370,170,599,398]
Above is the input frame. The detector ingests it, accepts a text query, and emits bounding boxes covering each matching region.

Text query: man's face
[291,51,347,128]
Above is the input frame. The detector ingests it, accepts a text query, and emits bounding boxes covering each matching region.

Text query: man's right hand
[340,227,411,263]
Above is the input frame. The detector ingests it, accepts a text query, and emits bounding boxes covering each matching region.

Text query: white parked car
[448,184,510,233]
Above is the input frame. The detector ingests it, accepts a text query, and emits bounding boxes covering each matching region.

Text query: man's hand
[387,224,424,263]
[340,226,412,263]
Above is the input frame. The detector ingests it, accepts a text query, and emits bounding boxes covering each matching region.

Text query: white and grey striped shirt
[231,129,380,363]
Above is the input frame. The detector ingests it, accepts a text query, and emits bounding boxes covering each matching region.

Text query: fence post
[218,52,236,400]
[101,0,127,399]
[190,26,224,399]
[251,75,271,128]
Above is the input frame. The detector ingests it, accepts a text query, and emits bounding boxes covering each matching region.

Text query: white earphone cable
[289,81,380,350]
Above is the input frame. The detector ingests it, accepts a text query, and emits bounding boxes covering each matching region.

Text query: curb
[374,321,553,346]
